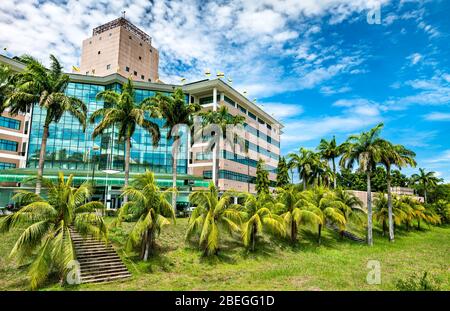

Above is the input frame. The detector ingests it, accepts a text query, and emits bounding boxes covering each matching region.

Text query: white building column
[212,87,218,187]
[233,196,238,204]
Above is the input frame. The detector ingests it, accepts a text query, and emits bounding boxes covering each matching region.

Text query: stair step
[76,249,116,255]
[81,263,127,272]
[81,267,129,276]
[76,251,119,258]
[79,258,124,266]
[81,272,132,283]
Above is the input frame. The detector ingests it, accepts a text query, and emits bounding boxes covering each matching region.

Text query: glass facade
[0,116,21,130]
[27,81,188,175]
[0,162,16,170]
[0,139,18,152]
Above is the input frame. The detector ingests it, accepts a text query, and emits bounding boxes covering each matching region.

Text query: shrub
[395,271,441,291]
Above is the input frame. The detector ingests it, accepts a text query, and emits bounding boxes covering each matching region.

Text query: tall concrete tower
[79,17,159,82]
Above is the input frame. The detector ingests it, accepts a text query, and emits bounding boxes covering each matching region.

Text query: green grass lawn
[1,217,449,291]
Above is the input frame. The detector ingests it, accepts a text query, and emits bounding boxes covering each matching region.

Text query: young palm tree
[147,88,201,213]
[276,156,290,188]
[239,193,285,251]
[91,78,161,202]
[276,187,322,244]
[256,159,270,195]
[299,187,348,244]
[116,171,175,261]
[288,147,314,189]
[373,194,407,236]
[318,136,344,189]
[4,55,87,194]
[410,168,441,204]
[186,183,241,256]
[379,141,416,242]
[340,123,384,246]
[0,173,106,289]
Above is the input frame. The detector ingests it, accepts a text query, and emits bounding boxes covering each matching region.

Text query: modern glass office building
[27,81,187,175]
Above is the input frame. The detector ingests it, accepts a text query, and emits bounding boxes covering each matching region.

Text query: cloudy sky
[1,0,449,181]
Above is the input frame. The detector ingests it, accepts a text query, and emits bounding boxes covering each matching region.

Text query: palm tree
[373,194,407,236]
[116,171,175,261]
[276,156,290,188]
[333,187,365,231]
[0,64,14,111]
[91,78,161,202]
[411,168,441,204]
[0,173,106,289]
[318,136,344,189]
[299,187,348,244]
[186,183,241,256]
[256,159,270,195]
[288,147,314,189]
[4,55,87,194]
[340,123,384,246]
[276,187,322,243]
[239,193,285,251]
[147,88,200,213]
[199,105,245,187]
[379,141,416,242]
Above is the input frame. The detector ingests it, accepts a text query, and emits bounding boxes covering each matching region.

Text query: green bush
[395,271,441,291]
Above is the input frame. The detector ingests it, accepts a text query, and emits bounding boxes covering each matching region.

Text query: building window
[134,71,137,76]
[109,33,112,36]
[148,78,152,82]
[129,36,132,39]
[258,118,265,125]
[0,162,16,170]
[150,48,152,53]
[267,123,272,130]
[24,121,29,134]
[248,111,257,120]
[237,104,247,114]
[85,71,89,75]
[139,56,142,60]
[92,69,95,74]
[125,67,130,72]
[89,41,92,44]
[140,42,143,46]
[0,139,18,152]
[97,51,101,55]
[106,64,111,70]
[99,36,102,40]
[0,116,21,130]
[141,75,145,80]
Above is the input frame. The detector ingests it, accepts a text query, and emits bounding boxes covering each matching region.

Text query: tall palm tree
[410,168,441,204]
[340,123,384,246]
[0,173,106,289]
[378,141,416,242]
[91,78,161,202]
[276,187,322,243]
[239,193,285,251]
[288,147,314,189]
[4,55,87,194]
[147,88,200,213]
[318,136,344,189]
[199,105,245,187]
[186,183,241,256]
[116,171,175,261]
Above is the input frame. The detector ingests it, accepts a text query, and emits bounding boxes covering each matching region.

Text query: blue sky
[0,0,449,181]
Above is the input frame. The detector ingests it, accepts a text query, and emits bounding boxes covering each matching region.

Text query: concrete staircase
[70,229,131,284]
[327,224,366,243]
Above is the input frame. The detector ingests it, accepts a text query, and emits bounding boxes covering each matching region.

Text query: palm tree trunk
[143,229,153,261]
[172,149,178,215]
[123,136,131,203]
[424,188,427,204]
[387,166,394,242]
[332,157,337,189]
[302,173,306,190]
[417,219,420,230]
[140,229,148,259]
[36,124,49,194]
[318,223,322,245]
[382,220,387,236]
[291,220,297,243]
[367,173,373,246]
[251,223,257,251]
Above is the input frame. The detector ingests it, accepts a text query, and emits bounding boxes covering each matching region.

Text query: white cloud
[259,102,303,120]
[423,112,450,121]
[407,53,422,65]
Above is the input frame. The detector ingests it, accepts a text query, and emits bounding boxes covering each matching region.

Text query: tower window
[148,78,152,82]
[150,48,152,53]
[98,51,101,55]
[134,71,137,76]
[106,64,111,70]
[141,75,144,80]
[139,56,142,60]
[125,67,130,72]
[109,33,112,36]
[139,42,143,46]
[129,36,132,39]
